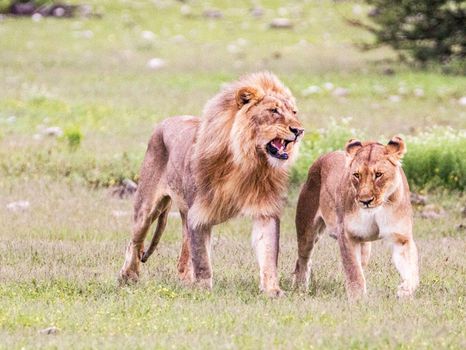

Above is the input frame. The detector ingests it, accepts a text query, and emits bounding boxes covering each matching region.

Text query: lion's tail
[294,159,323,264]
[141,197,171,263]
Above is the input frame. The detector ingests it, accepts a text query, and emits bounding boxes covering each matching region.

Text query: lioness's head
[345,136,406,209]
[229,72,304,168]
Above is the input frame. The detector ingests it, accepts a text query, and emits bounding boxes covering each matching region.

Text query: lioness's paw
[396,282,415,299]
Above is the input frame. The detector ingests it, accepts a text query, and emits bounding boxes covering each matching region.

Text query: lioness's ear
[345,138,363,157]
[386,136,406,159]
[236,87,263,108]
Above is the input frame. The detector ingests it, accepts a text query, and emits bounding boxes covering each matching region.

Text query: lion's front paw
[192,277,213,291]
[264,288,285,298]
[396,281,416,299]
[292,274,310,293]
[118,269,139,286]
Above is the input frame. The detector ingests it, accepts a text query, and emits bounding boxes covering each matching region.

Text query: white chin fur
[267,155,288,168]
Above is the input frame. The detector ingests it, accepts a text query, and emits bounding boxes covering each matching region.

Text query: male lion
[294,136,419,300]
[119,72,304,297]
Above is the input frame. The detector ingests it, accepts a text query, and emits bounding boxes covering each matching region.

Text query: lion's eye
[271,108,279,114]
[293,110,297,115]
[375,172,383,178]
[353,173,360,179]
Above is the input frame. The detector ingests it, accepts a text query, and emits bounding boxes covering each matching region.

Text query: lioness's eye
[293,110,297,115]
[271,108,279,114]
[375,172,383,178]
[353,173,360,179]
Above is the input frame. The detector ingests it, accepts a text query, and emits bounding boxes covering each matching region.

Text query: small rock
[171,34,185,43]
[43,126,63,137]
[180,5,191,17]
[272,51,282,59]
[11,3,35,15]
[141,30,155,41]
[39,326,59,335]
[382,67,395,75]
[7,201,30,212]
[250,6,264,17]
[6,115,16,124]
[111,179,137,199]
[410,192,428,206]
[147,58,166,70]
[75,30,93,39]
[302,85,321,96]
[352,5,363,15]
[31,13,43,22]
[458,96,466,106]
[389,95,401,103]
[323,82,334,91]
[203,9,223,19]
[462,207,466,218]
[398,86,408,95]
[333,87,349,97]
[414,88,424,97]
[270,18,293,29]
[368,7,381,17]
[112,210,130,218]
[53,7,66,17]
[421,205,446,219]
[227,44,239,54]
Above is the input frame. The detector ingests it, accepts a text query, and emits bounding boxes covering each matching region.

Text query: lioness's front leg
[252,216,283,297]
[338,230,366,300]
[392,233,419,298]
[187,221,213,290]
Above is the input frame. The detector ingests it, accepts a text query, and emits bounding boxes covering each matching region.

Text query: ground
[0,1,465,349]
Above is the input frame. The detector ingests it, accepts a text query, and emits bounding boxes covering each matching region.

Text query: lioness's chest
[345,208,386,241]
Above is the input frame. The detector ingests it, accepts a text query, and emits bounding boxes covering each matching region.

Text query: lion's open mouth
[266,138,292,160]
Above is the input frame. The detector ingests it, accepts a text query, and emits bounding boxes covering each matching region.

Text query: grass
[0,0,465,349]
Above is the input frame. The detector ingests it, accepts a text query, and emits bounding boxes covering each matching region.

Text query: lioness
[294,137,419,299]
[119,72,304,296]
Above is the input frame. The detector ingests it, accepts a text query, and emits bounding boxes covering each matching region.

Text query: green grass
[1,0,465,349]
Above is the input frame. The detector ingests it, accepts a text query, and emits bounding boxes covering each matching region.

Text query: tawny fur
[294,136,419,300]
[119,72,303,297]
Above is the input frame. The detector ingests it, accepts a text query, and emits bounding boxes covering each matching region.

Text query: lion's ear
[345,138,363,157]
[386,136,406,159]
[236,87,263,108]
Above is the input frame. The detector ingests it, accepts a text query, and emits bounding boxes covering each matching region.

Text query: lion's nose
[290,127,304,137]
[359,197,374,207]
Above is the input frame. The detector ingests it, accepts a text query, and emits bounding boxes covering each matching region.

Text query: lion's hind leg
[119,127,169,285]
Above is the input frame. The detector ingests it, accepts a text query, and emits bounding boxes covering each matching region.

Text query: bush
[63,126,83,151]
[1,124,464,191]
[361,0,466,72]
[292,125,466,191]
[403,127,466,191]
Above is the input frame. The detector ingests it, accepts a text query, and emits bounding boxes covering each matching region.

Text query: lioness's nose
[290,127,304,137]
[359,197,374,207]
